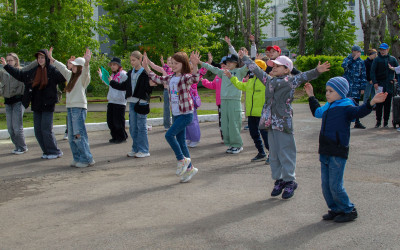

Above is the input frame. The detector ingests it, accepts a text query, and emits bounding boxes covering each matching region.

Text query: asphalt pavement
[0,104,399,249]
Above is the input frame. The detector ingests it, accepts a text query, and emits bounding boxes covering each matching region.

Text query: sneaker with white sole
[127,151,137,157]
[70,160,78,167]
[47,152,63,160]
[63,133,68,140]
[12,148,28,155]
[75,162,89,168]
[135,152,150,158]
[226,147,233,153]
[176,158,191,176]
[188,141,199,148]
[180,167,198,183]
[397,127,400,132]
[41,154,48,159]
[230,147,243,154]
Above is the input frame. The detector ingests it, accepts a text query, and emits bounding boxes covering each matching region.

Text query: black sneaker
[383,122,389,128]
[114,139,127,144]
[109,138,116,143]
[230,147,243,154]
[375,122,381,128]
[334,208,358,223]
[282,181,298,199]
[251,153,267,162]
[354,122,366,129]
[271,179,285,196]
[322,210,344,220]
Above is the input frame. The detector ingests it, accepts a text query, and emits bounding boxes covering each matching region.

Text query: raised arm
[53,60,72,81]
[241,54,268,85]
[249,34,257,59]
[142,52,170,85]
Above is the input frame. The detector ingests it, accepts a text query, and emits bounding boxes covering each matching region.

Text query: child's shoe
[281,181,298,199]
[63,133,68,140]
[127,151,137,157]
[47,152,63,160]
[354,122,366,129]
[375,122,381,128]
[180,167,198,183]
[12,148,28,155]
[226,147,233,153]
[176,158,191,176]
[265,155,270,165]
[334,208,358,223]
[397,127,400,132]
[230,147,243,154]
[251,153,266,162]
[188,141,199,148]
[322,210,344,220]
[271,179,285,196]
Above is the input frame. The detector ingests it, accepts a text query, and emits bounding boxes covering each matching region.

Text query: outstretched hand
[48,47,55,63]
[207,52,213,64]
[370,92,388,106]
[223,69,232,78]
[190,51,202,65]
[83,48,92,65]
[388,63,395,71]
[0,57,6,66]
[316,61,331,73]
[224,36,231,46]
[304,82,314,97]
[249,34,255,43]
[238,50,247,59]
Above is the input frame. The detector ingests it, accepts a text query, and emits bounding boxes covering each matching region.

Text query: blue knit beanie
[326,77,349,99]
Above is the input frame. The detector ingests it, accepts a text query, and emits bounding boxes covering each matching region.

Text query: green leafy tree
[0,0,107,63]
[281,0,356,56]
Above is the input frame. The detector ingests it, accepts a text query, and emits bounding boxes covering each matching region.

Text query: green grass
[0,108,218,130]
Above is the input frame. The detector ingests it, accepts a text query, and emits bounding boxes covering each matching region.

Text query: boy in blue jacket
[304,77,387,223]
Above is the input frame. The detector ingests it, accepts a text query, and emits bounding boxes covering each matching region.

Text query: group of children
[1,39,391,223]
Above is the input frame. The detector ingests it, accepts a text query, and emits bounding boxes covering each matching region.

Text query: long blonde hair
[6,53,21,68]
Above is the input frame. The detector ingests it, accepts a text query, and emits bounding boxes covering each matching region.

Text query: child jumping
[143,51,200,183]
[304,78,387,222]
[240,51,330,199]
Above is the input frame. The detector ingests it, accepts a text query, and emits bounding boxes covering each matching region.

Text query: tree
[281,0,356,56]
[359,0,386,52]
[0,0,107,62]
[383,0,400,59]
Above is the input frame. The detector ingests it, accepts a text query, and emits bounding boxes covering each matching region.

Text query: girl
[142,51,200,183]
[2,49,65,160]
[109,51,152,158]
[197,53,249,154]
[98,57,128,143]
[0,53,37,154]
[50,48,95,168]
[240,51,330,199]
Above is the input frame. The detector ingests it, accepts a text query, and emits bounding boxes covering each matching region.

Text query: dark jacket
[109,68,152,102]
[370,52,399,94]
[4,49,65,112]
[364,57,374,82]
[308,96,373,159]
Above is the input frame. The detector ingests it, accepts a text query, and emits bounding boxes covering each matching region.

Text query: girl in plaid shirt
[143,51,201,183]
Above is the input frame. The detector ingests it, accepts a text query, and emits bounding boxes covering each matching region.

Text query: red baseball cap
[266,45,282,55]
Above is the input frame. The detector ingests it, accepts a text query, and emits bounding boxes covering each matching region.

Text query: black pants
[376,93,393,124]
[248,116,269,155]
[354,99,361,124]
[107,103,128,140]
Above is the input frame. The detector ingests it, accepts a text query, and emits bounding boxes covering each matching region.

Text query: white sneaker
[75,162,89,168]
[135,152,150,158]
[188,141,199,148]
[176,158,191,176]
[180,167,198,183]
[127,151,137,157]
[12,148,28,155]
[226,147,233,154]
[230,147,243,154]
[397,128,400,132]
[47,152,63,159]
[41,154,48,159]
[63,133,68,140]
[70,160,78,167]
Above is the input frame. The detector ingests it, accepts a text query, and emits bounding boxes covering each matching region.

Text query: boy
[304,77,387,222]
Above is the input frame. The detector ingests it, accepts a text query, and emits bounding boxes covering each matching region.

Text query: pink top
[201,75,222,106]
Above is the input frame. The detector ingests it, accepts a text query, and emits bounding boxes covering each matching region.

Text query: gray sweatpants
[5,102,27,151]
[267,129,296,182]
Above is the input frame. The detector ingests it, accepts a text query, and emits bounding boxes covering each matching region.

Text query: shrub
[295,55,347,101]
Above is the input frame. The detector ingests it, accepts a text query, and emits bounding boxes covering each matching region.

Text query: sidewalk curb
[0,114,220,140]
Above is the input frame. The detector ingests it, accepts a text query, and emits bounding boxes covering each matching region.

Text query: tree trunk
[312,0,327,55]
[245,0,251,49]
[254,0,259,48]
[383,0,400,59]
[237,0,247,46]
[295,0,307,55]
[359,0,370,52]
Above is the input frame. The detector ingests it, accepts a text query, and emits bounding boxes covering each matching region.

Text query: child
[224,59,269,164]
[240,51,330,199]
[186,66,207,147]
[142,51,200,183]
[304,78,387,222]
[50,48,95,168]
[0,53,37,154]
[2,49,65,160]
[98,57,128,143]
[109,51,152,158]
[201,53,226,141]
[199,53,249,154]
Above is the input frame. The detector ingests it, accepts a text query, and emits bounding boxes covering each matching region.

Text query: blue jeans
[129,102,149,153]
[163,88,171,129]
[320,154,354,213]
[5,102,27,151]
[67,108,93,164]
[33,111,62,155]
[363,83,375,104]
[165,113,193,161]
[248,116,269,155]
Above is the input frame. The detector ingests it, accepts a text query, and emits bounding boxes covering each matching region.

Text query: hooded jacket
[109,68,152,102]
[4,49,66,112]
[370,52,399,94]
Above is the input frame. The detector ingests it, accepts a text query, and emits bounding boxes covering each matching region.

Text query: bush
[295,55,347,101]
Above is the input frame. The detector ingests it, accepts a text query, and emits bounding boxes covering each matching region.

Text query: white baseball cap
[267,56,293,71]
[70,57,86,66]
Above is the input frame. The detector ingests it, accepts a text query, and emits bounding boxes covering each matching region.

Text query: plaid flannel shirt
[149,71,200,114]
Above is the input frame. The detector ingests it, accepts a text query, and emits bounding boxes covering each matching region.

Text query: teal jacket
[201,62,248,101]
[230,76,265,117]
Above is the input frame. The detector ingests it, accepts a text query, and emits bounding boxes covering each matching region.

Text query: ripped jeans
[67,108,93,164]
